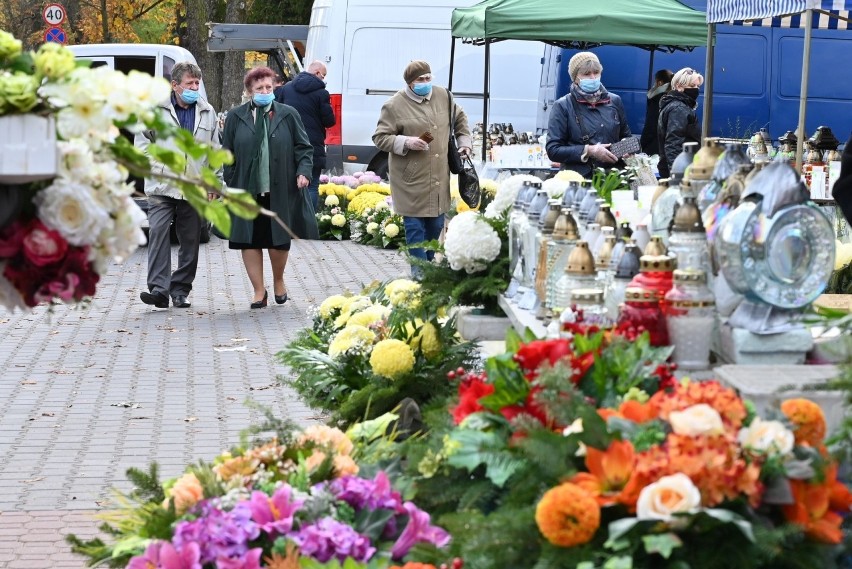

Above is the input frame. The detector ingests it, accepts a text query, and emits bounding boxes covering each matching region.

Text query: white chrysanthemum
[484,174,542,219]
[444,211,502,273]
[35,178,112,246]
[374,200,389,211]
[366,222,379,235]
[543,177,569,199]
[325,195,340,206]
[57,139,97,181]
[383,223,399,238]
[97,197,147,262]
[331,214,346,227]
[0,266,26,312]
[121,70,170,117]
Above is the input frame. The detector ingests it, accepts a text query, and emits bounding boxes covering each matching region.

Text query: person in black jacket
[640,69,673,156]
[546,51,631,178]
[657,67,704,179]
[276,61,336,211]
[832,134,852,223]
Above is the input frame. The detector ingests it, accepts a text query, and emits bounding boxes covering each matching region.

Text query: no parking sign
[44,27,67,44]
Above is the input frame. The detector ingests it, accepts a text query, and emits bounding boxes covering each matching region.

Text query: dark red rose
[22,219,68,267]
[4,259,49,307]
[0,220,27,258]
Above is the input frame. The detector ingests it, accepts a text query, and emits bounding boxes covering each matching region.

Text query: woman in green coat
[222,66,318,309]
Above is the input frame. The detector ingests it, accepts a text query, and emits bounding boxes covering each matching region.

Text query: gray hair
[671,67,703,90]
[172,61,202,84]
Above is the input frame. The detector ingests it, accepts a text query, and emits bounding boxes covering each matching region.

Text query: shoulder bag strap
[568,93,592,143]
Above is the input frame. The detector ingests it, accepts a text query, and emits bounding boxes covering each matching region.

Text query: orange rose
[168,472,203,514]
[780,398,827,447]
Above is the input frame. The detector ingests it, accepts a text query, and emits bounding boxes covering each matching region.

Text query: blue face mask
[412,82,432,96]
[578,78,601,93]
[179,88,199,104]
[253,92,274,107]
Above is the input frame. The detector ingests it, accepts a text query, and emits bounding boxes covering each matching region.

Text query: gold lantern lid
[594,205,617,229]
[566,241,596,275]
[570,288,604,303]
[539,200,562,234]
[639,254,676,272]
[672,196,705,233]
[595,236,617,270]
[651,179,670,206]
[643,235,668,257]
[553,208,580,240]
[689,137,724,181]
[673,269,707,283]
[624,287,658,303]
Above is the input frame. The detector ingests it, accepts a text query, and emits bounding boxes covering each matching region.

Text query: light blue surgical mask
[412,82,432,96]
[179,88,199,104]
[578,78,601,93]
[253,92,274,107]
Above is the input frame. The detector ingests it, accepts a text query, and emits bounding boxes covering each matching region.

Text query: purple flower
[215,548,263,569]
[248,485,302,536]
[173,501,259,565]
[320,174,330,183]
[127,540,201,569]
[391,502,451,559]
[292,517,376,563]
[327,471,403,512]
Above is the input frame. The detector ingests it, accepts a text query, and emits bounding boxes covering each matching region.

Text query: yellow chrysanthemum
[535,482,601,547]
[319,294,348,319]
[348,191,388,215]
[384,223,400,238]
[331,213,346,227]
[328,324,376,358]
[319,183,348,198]
[409,322,441,359]
[333,295,372,328]
[347,304,390,328]
[385,279,421,307]
[370,339,415,379]
[481,178,499,197]
[554,169,586,183]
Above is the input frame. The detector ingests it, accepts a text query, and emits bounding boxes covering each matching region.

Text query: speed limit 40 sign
[42,3,66,27]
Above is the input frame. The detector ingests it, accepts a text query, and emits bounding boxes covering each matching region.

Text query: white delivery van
[67,44,208,99]
[305,0,542,175]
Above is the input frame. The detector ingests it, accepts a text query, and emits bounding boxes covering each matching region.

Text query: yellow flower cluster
[385,279,421,307]
[347,304,391,328]
[348,191,389,215]
[408,321,441,359]
[318,294,348,319]
[319,183,350,197]
[328,324,376,358]
[334,295,373,328]
[347,182,391,202]
[370,339,415,379]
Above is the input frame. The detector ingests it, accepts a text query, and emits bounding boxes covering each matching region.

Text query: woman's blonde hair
[671,67,704,91]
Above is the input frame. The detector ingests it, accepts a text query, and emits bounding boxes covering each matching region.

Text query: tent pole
[449,37,456,91]
[482,38,491,162]
[795,9,813,173]
[701,24,715,139]
[648,48,655,88]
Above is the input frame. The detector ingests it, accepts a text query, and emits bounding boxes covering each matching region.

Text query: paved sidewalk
[0,237,409,568]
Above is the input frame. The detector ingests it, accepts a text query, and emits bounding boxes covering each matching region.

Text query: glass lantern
[553,240,596,314]
[546,208,580,314]
[664,269,715,369]
[618,287,669,347]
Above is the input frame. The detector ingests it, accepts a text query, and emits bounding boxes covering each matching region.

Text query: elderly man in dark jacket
[657,67,704,178]
[276,61,336,211]
[546,52,631,177]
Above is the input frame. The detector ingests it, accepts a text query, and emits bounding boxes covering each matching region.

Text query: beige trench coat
[372,86,471,217]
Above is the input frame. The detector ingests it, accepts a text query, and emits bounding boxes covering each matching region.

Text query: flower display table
[456,306,513,341]
[497,293,547,337]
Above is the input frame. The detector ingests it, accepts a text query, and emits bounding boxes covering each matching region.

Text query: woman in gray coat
[222,66,317,308]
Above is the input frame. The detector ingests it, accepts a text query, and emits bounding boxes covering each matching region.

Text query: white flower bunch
[444,211,502,273]
[484,174,542,219]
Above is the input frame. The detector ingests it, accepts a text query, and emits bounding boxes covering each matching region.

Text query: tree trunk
[221,0,248,112]
[180,0,222,110]
[100,0,110,42]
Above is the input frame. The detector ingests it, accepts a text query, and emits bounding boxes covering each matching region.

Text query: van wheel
[369,153,389,181]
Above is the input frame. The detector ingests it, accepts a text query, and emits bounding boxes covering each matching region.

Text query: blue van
[537,0,852,143]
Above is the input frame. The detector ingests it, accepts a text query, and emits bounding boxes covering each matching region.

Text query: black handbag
[458,156,481,209]
[447,91,464,175]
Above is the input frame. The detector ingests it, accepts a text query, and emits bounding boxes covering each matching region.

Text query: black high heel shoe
[274,292,288,305]
[250,291,268,309]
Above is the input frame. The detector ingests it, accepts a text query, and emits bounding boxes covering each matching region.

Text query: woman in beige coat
[372,60,471,276]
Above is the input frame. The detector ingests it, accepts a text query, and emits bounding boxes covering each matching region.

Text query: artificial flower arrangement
[67,422,453,568]
[316,189,351,241]
[367,327,852,569]
[277,279,478,427]
[0,29,255,311]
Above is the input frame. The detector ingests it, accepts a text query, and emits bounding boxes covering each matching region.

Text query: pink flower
[248,485,302,536]
[216,548,263,569]
[22,219,68,267]
[390,502,451,559]
[127,541,201,569]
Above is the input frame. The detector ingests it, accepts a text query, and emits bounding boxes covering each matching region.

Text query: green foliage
[591,167,632,204]
[826,262,852,294]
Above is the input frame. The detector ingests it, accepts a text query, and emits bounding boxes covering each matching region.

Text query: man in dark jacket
[833,134,852,223]
[276,61,336,210]
[657,67,703,179]
[640,69,673,156]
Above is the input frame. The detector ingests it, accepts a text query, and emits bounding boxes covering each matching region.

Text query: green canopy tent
[449,0,710,159]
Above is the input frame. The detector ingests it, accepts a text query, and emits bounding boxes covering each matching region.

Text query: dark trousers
[145,195,201,297]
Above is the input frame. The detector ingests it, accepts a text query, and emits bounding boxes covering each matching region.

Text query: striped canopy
[707,0,852,27]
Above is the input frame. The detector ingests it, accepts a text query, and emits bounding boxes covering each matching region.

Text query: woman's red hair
[244,66,276,91]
